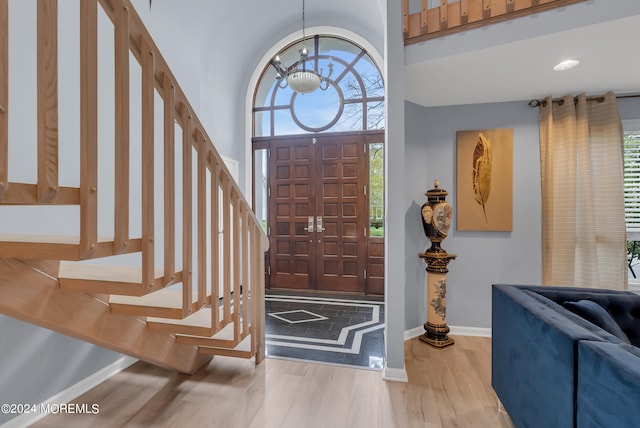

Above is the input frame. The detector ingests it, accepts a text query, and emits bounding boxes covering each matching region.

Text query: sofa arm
[491,285,618,428]
[577,341,640,428]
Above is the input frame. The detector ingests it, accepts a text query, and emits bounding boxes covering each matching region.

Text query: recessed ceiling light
[553,59,580,72]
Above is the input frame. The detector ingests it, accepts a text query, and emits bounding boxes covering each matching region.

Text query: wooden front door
[268,135,368,293]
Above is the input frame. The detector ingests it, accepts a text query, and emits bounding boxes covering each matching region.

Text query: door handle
[303,216,314,232]
[316,216,325,232]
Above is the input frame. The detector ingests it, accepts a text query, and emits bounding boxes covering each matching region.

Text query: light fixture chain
[302,0,306,46]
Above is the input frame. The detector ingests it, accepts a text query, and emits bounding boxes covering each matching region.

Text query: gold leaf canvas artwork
[456,129,513,231]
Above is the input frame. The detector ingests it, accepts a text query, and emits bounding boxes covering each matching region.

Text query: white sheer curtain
[539,92,627,289]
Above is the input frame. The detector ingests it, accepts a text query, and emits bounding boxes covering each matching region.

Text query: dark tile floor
[264,291,385,370]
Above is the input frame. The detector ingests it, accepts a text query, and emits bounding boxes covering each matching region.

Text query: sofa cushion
[518,285,640,347]
[564,300,631,344]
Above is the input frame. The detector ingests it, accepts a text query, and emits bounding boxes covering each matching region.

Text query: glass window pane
[253,111,271,137]
[367,101,385,130]
[273,84,294,107]
[293,85,341,131]
[255,68,278,108]
[330,102,363,132]
[318,37,360,63]
[254,149,269,233]
[354,55,384,98]
[253,35,384,137]
[339,71,364,101]
[274,108,309,136]
[369,143,384,236]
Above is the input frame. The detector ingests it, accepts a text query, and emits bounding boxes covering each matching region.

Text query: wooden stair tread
[196,334,253,358]
[176,319,249,347]
[147,307,212,328]
[110,288,197,309]
[0,234,80,244]
[60,263,165,282]
[59,263,170,296]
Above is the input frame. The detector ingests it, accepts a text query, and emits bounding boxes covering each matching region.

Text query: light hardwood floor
[34,336,514,428]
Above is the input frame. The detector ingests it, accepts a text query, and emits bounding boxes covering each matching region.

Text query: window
[623,119,640,282]
[369,142,384,237]
[253,35,384,137]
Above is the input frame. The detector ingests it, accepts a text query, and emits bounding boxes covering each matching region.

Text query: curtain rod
[528,93,640,108]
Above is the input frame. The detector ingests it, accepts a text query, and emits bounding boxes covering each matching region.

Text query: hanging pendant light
[271,0,333,94]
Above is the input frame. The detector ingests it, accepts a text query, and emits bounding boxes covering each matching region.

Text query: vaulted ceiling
[136,0,640,115]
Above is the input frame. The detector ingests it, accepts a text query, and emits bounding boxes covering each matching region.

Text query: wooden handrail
[403,0,587,44]
[0,0,268,361]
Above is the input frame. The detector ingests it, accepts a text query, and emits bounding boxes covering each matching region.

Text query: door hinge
[364,226,367,237]
[268,186,271,197]
[364,269,367,279]
[267,265,271,275]
[364,144,367,153]
[364,185,367,196]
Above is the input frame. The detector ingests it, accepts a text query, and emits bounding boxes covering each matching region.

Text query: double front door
[267,135,370,293]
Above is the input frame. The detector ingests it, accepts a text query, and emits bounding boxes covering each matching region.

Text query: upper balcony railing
[403,0,586,45]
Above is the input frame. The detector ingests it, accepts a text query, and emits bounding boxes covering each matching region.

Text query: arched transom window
[253,35,384,137]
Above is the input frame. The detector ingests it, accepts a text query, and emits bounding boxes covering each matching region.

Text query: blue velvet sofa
[491,284,640,428]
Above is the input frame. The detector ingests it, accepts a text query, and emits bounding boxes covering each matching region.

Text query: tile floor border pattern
[264,294,386,369]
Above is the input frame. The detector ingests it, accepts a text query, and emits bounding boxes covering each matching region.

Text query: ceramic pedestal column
[418,180,456,348]
[419,252,456,347]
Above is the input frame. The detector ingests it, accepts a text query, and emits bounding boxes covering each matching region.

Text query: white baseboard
[383,365,408,382]
[449,326,492,337]
[404,326,425,341]
[404,325,491,340]
[1,356,138,428]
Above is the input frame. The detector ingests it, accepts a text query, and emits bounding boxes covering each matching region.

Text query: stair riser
[0,239,142,261]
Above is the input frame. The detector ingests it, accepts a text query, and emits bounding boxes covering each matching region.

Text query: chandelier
[271,0,333,94]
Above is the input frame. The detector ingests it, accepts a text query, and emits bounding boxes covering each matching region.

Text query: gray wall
[620,97,640,122]
[404,96,640,332]
[404,100,543,330]
[0,317,121,425]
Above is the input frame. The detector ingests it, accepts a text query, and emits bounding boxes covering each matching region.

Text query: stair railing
[0,0,267,361]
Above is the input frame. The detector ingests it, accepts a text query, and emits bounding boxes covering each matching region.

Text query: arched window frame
[253,35,385,137]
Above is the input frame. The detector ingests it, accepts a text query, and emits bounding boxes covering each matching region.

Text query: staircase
[0,0,268,374]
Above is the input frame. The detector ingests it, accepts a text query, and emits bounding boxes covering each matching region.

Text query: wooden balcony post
[80,0,98,258]
[114,0,131,254]
[440,0,448,30]
[461,0,469,24]
[0,0,7,200]
[421,0,428,34]
[402,0,409,36]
